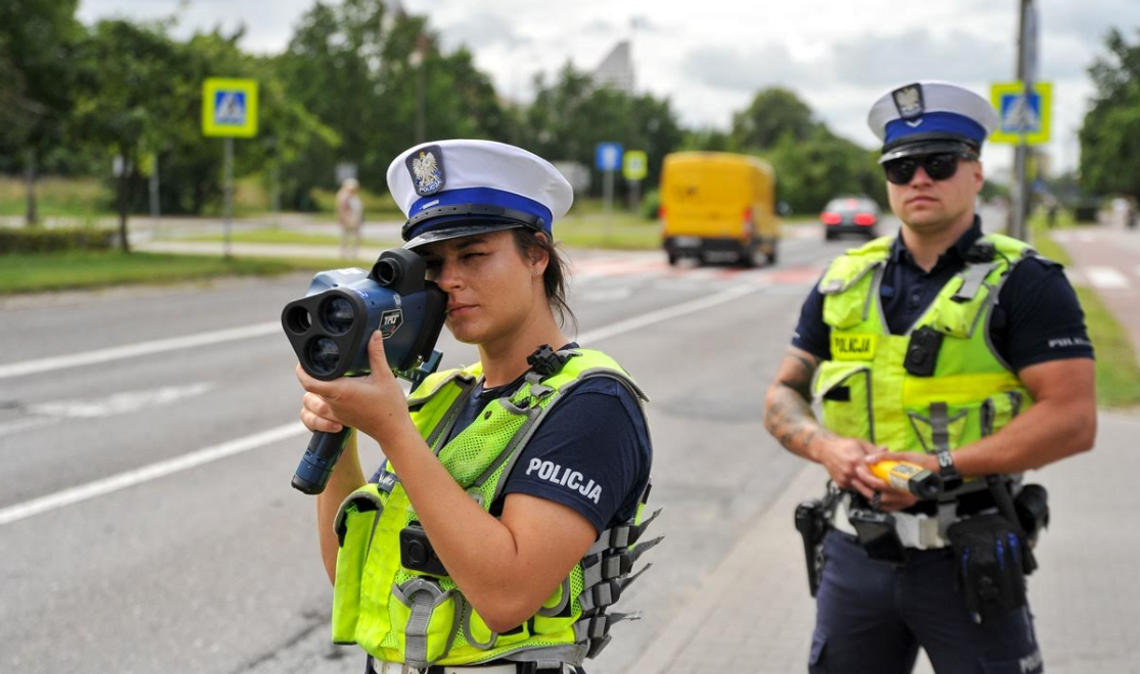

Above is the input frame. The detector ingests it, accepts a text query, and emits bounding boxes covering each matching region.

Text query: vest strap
[535,577,573,617]
[951,262,999,303]
[393,578,460,668]
[426,377,480,451]
[461,600,497,650]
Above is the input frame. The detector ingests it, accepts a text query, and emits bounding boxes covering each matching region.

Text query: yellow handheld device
[871,460,943,500]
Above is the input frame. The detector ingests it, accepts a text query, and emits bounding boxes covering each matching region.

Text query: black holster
[794,487,840,597]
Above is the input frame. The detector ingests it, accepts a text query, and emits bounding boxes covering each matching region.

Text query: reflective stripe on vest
[331,348,657,669]
[812,233,1036,454]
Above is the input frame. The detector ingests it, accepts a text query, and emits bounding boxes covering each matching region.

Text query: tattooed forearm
[764,350,836,460]
[786,353,816,399]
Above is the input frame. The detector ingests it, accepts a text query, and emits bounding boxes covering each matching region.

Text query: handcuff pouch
[946,513,1028,623]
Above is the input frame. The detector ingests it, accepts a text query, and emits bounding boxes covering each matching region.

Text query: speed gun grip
[871,460,944,500]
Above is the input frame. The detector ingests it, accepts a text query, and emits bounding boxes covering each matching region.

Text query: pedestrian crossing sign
[202,78,259,138]
[989,82,1051,145]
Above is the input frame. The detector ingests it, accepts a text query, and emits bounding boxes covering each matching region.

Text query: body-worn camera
[905,326,945,377]
[400,523,448,576]
[282,248,448,495]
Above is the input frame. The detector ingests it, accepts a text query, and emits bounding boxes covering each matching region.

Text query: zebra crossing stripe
[1086,267,1129,289]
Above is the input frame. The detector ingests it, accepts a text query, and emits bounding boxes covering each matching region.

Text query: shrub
[0,227,118,254]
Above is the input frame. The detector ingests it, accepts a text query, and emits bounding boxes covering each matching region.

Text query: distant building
[592,41,634,94]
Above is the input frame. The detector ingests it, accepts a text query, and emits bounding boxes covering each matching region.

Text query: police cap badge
[406,145,445,196]
[892,84,925,121]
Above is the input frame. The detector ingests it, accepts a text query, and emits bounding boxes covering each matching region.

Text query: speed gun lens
[871,460,943,500]
[323,297,355,335]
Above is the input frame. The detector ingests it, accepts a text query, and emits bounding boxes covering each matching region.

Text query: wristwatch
[935,449,963,492]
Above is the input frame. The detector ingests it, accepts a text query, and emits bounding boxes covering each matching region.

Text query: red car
[821,196,881,240]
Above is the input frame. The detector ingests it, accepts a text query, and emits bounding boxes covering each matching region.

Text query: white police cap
[387,139,574,250]
[867,80,999,163]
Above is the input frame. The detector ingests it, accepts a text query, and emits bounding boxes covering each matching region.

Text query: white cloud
[75,0,1140,173]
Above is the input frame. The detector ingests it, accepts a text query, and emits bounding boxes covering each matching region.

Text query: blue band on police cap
[410,187,551,232]
[884,111,988,148]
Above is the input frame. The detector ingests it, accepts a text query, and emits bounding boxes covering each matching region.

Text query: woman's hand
[295,330,414,442]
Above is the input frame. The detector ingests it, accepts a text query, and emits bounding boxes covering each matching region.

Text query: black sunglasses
[883,152,977,185]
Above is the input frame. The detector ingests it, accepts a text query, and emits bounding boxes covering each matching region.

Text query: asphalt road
[0,223,891,674]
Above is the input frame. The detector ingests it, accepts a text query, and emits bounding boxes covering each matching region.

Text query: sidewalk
[1049,219,1140,358]
[624,410,1140,674]
[623,219,1140,674]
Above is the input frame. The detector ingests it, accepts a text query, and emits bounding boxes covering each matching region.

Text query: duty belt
[368,658,566,674]
[831,490,1002,550]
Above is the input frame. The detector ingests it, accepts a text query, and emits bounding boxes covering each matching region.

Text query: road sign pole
[1012,0,1036,242]
[149,153,161,240]
[603,168,614,231]
[224,136,233,259]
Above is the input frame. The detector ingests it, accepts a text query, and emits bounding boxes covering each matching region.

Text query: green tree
[763,127,885,214]
[0,0,83,225]
[72,19,188,250]
[679,128,734,152]
[276,0,508,206]
[731,87,820,151]
[70,18,338,235]
[521,64,683,194]
[1079,28,1140,203]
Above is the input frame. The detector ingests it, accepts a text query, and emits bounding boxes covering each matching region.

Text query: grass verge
[180,226,401,248]
[1032,217,1140,408]
[557,213,661,250]
[0,177,115,218]
[0,251,309,295]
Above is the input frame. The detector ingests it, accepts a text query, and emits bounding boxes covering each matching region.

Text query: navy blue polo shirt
[792,218,1094,371]
[372,344,652,534]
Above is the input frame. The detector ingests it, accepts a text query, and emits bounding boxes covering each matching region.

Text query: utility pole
[1012,0,1036,241]
[412,32,428,144]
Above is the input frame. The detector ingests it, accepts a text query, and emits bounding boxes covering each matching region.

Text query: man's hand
[813,436,878,489]
[855,450,933,511]
[296,330,413,442]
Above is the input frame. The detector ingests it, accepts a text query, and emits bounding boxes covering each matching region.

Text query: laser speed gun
[871,459,944,500]
[282,248,447,495]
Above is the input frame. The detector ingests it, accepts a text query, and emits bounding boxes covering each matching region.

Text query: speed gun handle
[292,428,353,495]
[871,460,944,500]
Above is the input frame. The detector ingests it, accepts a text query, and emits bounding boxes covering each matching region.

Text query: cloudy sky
[78,0,1140,178]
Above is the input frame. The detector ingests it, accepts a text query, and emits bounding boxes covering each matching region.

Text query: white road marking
[0,322,280,380]
[0,283,766,526]
[0,384,216,436]
[1086,266,1130,289]
[0,422,308,527]
[0,417,56,436]
[577,282,762,344]
[580,287,635,303]
[27,382,215,418]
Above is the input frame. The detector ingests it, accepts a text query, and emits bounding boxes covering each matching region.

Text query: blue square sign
[595,143,623,171]
[214,90,248,126]
[999,92,1042,134]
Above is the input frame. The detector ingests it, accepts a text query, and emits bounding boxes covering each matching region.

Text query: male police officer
[764,81,1097,673]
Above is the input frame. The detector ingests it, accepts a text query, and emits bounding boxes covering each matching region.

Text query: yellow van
[659,152,779,266]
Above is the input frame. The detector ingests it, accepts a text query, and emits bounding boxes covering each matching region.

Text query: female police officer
[296,140,657,674]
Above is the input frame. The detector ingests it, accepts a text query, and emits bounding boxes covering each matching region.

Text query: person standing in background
[336,177,364,259]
